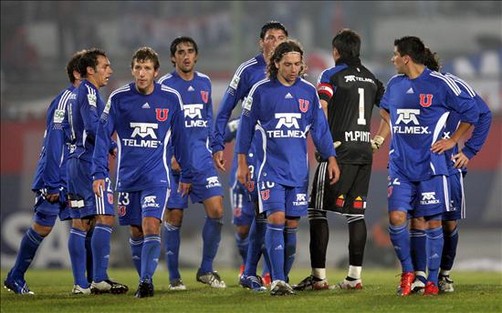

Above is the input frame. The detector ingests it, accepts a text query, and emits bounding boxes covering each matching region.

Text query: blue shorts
[443,171,465,221]
[388,174,448,218]
[230,182,255,226]
[32,190,71,227]
[117,187,169,226]
[67,158,115,219]
[167,167,224,208]
[258,181,308,218]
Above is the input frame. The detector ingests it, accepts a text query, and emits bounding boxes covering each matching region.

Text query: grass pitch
[1,268,501,313]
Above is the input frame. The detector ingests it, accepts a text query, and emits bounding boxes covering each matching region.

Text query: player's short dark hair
[66,49,86,83]
[77,48,107,77]
[260,21,288,39]
[332,28,361,59]
[423,47,440,72]
[267,39,304,79]
[169,36,198,66]
[394,36,427,65]
[131,46,160,70]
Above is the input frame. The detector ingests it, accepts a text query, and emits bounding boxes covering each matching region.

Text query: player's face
[94,55,113,87]
[261,29,288,61]
[275,52,302,86]
[391,47,407,74]
[132,59,158,95]
[172,42,197,74]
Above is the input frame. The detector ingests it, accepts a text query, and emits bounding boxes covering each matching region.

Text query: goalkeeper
[294,28,386,291]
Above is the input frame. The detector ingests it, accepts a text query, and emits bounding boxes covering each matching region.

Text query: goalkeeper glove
[371,135,385,152]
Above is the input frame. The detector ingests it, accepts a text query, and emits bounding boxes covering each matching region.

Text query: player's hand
[109,148,117,159]
[431,138,456,154]
[452,151,469,169]
[370,135,385,153]
[171,156,181,173]
[178,182,191,197]
[327,156,340,185]
[237,163,251,187]
[213,150,226,172]
[93,179,105,197]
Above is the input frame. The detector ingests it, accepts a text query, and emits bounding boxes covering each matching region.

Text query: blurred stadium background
[1,1,501,272]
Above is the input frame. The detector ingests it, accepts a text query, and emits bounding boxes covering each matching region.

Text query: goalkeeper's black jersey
[317,58,384,164]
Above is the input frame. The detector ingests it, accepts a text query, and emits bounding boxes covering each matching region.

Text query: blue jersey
[442,73,492,175]
[158,71,214,171]
[380,68,479,181]
[236,77,336,187]
[92,82,191,192]
[67,79,111,162]
[212,54,267,153]
[32,85,74,194]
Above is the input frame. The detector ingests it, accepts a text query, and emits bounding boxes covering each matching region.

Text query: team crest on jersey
[200,91,209,104]
[299,99,309,113]
[118,205,126,217]
[155,108,169,122]
[335,195,345,208]
[246,181,255,192]
[353,196,366,209]
[387,186,393,198]
[107,192,114,205]
[419,94,433,107]
[260,189,270,201]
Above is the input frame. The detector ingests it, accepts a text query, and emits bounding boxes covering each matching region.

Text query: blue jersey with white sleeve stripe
[380,68,479,181]
[32,85,74,194]
[92,82,191,192]
[236,77,336,187]
[442,73,492,175]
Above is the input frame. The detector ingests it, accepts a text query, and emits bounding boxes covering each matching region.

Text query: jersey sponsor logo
[205,176,222,189]
[394,109,429,135]
[53,109,65,124]
[142,195,160,208]
[200,91,209,104]
[183,104,207,128]
[298,99,309,113]
[344,75,375,84]
[156,108,169,122]
[293,193,308,206]
[345,130,371,143]
[268,113,307,138]
[419,94,433,107]
[420,192,440,205]
[125,122,160,148]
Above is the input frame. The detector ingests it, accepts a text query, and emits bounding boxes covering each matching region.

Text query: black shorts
[309,162,371,216]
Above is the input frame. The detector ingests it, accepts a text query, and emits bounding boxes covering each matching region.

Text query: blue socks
[441,226,458,272]
[410,228,427,278]
[163,222,181,281]
[200,217,222,273]
[235,232,249,267]
[284,227,297,278]
[389,223,413,273]
[91,224,112,282]
[141,235,161,281]
[426,227,444,285]
[68,227,88,288]
[266,223,285,281]
[129,236,143,277]
[10,228,43,280]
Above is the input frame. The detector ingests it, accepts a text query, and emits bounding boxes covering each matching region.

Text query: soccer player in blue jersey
[158,37,226,289]
[377,36,479,296]
[3,51,84,295]
[92,47,192,298]
[294,28,385,292]
[236,39,340,296]
[409,50,492,294]
[212,21,288,290]
[66,48,128,295]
